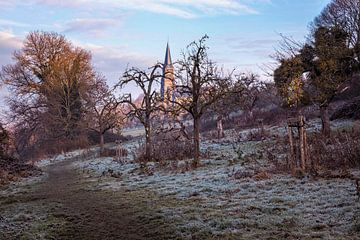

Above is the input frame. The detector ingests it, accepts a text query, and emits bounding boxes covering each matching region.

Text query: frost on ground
[75,158,360,239]
[73,120,360,239]
[35,147,99,168]
[1,119,358,239]
[0,172,65,239]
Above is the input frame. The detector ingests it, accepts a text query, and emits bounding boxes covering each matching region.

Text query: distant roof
[164,42,172,66]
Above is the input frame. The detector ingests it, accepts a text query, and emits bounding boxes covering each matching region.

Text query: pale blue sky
[0,0,330,100]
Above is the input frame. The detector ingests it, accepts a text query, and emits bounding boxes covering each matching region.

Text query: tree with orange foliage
[1,31,96,157]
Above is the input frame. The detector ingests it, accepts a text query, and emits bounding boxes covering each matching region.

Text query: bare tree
[236,73,264,121]
[209,78,246,139]
[169,35,234,167]
[86,76,124,153]
[210,97,231,139]
[272,34,304,63]
[118,65,162,163]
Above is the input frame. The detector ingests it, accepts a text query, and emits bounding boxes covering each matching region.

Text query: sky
[0,0,331,102]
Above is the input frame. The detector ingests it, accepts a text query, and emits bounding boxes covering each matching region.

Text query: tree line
[0,31,264,167]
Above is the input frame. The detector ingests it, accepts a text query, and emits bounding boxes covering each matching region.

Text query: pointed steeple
[164,42,172,66]
[161,42,175,100]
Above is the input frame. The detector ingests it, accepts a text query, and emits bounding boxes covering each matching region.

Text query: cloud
[211,36,277,76]
[0,1,16,8]
[63,18,120,37]
[159,0,259,15]
[225,37,277,58]
[0,31,23,107]
[227,38,277,49]
[0,19,30,28]
[0,31,22,66]
[82,43,157,95]
[20,0,264,18]
[84,43,155,73]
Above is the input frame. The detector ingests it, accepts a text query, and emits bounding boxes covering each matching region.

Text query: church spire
[161,42,175,100]
[164,42,172,66]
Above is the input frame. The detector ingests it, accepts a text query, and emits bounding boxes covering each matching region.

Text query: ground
[0,119,360,239]
[0,156,178,239]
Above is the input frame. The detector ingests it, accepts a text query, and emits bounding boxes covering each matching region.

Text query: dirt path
[0,158,177,240]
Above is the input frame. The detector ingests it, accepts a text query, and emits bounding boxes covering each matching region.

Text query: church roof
[164,42,172,66]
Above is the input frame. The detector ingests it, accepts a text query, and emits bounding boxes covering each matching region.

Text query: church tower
[160,42,175,101]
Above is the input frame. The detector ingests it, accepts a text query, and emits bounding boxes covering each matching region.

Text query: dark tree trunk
[248,109,253,120]
[217,115,224,139]
[320,105,331,137]
[144,123,151,163]
[193,116,200,168]
[100,132,104,153]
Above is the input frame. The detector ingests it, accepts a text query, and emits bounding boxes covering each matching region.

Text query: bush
[244,128,269,141]
[0,123,41,185]
[87,130,128,145]
[309,130,360,169]
[331,97,360,120]
[133,131,194,164]
[0,123,10,158]
[267,128,360,175]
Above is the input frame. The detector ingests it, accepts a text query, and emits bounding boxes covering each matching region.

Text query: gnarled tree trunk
[320,105,331,137]
[217,115,224,139]
[193,116,200,168]
[100,132,104,153]
[144,122,152,163]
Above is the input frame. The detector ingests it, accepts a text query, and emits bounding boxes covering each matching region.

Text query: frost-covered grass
[8,119,356,239]
[122,126,145,137]
[34,147,99,168]
[72,120,360,239]
[0,197,65,240]
[266,118,360,137]
[75,155,360,238]
[0,174,46,196]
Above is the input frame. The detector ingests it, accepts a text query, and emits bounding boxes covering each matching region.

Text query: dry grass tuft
[309,129,360,169]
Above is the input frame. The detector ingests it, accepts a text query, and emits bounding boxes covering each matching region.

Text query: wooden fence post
[287,115,308,175]
[299,116,306,171]
[287,125,295,174]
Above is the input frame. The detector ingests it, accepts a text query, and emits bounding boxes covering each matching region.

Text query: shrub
[133,130,194,164]
[331,97,360,120]
[309,129,360,169]
[0,124,41,185]
[0,124,10,158]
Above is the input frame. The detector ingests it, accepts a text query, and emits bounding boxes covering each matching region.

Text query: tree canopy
[0,31,97,157]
